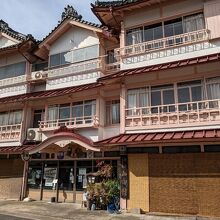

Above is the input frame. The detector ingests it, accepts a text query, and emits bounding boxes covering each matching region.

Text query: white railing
[0,75,26,88]
[45,59,102,79]
[0,124,22,141]
[125,99,220,129]
[105,62,120,71]
[116,29,210,57]
[39,115,99,130]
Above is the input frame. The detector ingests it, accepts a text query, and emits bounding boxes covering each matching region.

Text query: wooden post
[20,160,29,200]
[73,160,77,203]
[56,160,60,203]
[120,84,126,133]
[40,161,45,200]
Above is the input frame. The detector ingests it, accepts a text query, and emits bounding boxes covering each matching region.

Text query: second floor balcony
[39,115,99,130]
[116,29,210,58]
[125,99,220,131]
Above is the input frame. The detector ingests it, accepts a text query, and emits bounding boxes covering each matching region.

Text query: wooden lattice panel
[127,154,149,212]
[149,153,220,217]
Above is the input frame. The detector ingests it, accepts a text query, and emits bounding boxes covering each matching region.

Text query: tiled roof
[99,53,220,82]
[0,145,36,154]
[96,129,220,146]
[93,0,143,8]
[0,82,103,104]
[0,20,26,41]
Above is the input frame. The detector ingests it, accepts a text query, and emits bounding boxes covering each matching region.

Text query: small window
[106,100,120,125]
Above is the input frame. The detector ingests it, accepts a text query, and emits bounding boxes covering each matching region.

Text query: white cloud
[1,0,98,40]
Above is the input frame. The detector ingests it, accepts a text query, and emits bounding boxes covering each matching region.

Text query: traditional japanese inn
[0,0,220,217]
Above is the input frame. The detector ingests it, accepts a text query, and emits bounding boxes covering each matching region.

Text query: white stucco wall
[0,36,17,49]
[49,26,99,55]
[0,53,25,67]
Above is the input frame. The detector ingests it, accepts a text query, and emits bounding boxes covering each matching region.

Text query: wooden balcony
[39,115,99,131]
[125,99,220,130]
[0,124,22,141]
[115,29,210,58]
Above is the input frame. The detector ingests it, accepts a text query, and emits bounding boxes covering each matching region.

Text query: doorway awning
[29,131,99,154]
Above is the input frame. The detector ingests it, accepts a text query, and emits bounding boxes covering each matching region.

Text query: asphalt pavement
[0,214,31,220]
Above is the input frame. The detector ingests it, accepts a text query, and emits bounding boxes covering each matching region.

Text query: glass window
[50,54,60,67]
[206,77,220,100]
[59,104,70,120]
[183,13,205,33]
[48,105,59,121]
[106,100,120,125]
[126,28,143,45]
[127,88,149,115]
[0,62,26,80]
[177,80,203,111]
[144,23,163,41]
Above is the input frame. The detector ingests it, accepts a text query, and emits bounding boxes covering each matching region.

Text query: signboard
[79,168,86,175]
[120,155,129,199]
[44,168,57,188]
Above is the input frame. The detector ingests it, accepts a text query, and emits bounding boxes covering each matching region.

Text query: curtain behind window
[48,106,58,121]
[206,77,220,99]
[183,13,205,33]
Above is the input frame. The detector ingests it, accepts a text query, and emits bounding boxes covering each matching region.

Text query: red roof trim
[0,145,36,154]
[0,82,103,104]
[95,129,220,146]
[99,53,220,82]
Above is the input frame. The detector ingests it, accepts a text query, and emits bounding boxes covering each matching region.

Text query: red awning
[99,53,220,82]
[0,145,36,154]
[0,82,102,104]
[95,129,220,146]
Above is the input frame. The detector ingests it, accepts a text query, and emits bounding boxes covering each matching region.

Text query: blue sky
[1,0,99,40]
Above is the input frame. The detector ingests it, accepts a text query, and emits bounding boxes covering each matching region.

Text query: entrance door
[58,161,75,203]
[43,161,58,201]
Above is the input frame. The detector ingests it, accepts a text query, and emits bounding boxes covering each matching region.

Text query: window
[125,12,205,46]
[151,85,175,113]
[183,13,205,33]
[49,45,99,68]
[126,28,143,46]
[32,62,48,72]
[106,100,120,125]
[127,88,149,115]
[206,77,220,108]
[48,105,59,121]
[164,18,183,45]
[0,62,26,80]
[177,80,203,111]
[72,100,96,124]
[0,110,22,126]
[59,104,70,121]
[33,110,45,128]
[106,50,117,64]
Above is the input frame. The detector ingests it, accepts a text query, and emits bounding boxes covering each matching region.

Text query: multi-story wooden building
[0,0,220,217]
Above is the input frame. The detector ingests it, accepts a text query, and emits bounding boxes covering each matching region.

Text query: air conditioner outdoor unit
[27,128,42,141]
[31,71,44,80]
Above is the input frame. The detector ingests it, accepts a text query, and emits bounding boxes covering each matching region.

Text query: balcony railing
[125,99,220,130]
[116,29,210,58]
[0,75,26,88]
[0,124,22,141]
[45,59,102,79]
[39,115,99,130]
